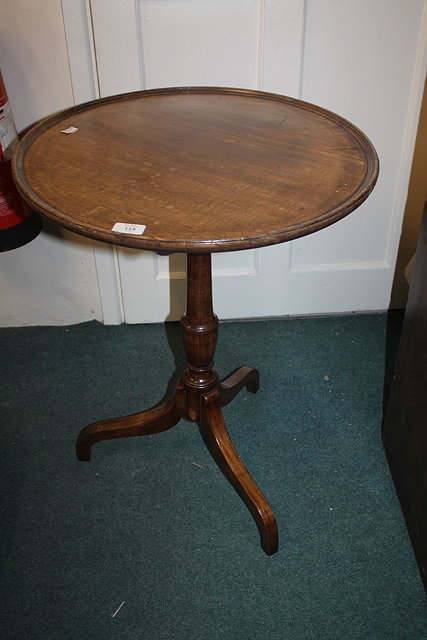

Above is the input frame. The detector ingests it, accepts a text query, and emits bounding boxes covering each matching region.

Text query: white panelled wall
[0,0,426,326]
[0,0,102,326]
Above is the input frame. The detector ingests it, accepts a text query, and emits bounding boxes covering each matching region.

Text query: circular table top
[13,87,378,253]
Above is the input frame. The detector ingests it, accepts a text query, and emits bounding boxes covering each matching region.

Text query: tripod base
[76,254,278,555]
[76,366,278,555]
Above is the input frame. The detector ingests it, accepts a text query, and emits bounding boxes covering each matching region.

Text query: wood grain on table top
[13,87,378,253]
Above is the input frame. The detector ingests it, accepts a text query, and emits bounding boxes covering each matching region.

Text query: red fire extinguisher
[0,69,42,251]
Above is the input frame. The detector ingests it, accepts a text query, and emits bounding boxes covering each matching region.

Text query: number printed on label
[112,222,146,235]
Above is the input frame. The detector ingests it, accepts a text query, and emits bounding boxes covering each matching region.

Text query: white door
[63,0,427,323]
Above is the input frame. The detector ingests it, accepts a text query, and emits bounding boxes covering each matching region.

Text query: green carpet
[1,314,426,639]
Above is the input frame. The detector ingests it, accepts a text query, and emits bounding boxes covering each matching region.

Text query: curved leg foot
[76,383,185,461]
[200,391,278,555]
[220,366,260,407]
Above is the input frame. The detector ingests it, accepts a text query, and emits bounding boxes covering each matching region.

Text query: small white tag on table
[61,126,78,134]
[112,222,146,235]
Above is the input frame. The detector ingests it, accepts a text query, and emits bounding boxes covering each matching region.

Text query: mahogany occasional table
[13,87,378,555]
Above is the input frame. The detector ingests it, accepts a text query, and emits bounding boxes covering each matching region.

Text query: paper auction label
[112,222,146,235]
